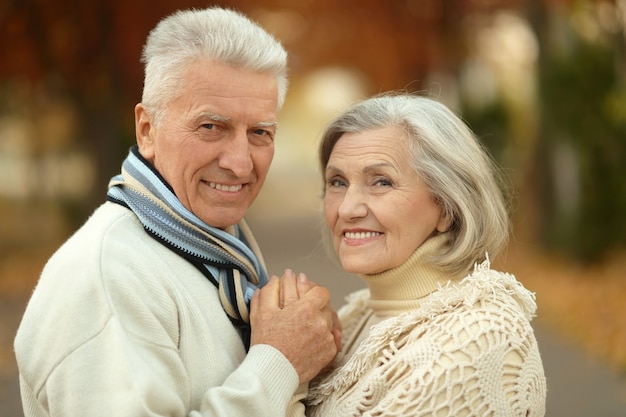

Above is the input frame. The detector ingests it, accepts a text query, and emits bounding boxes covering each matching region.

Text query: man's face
[136,60,278,229]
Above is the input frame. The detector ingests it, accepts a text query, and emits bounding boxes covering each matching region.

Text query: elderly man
[15,7,338,417]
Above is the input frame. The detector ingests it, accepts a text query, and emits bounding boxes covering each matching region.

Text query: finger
[257,275,281,310]
[268,274,280,298]
[296,272,311,298]
[249,289,260,318]
[301,285,331,310]
[277,273,285,308]
[282,269,299,307]
[331,311,342,351]
[332,328,342,352]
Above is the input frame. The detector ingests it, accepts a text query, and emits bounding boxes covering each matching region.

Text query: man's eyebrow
[255,121,278,129]
[192,113,277,129]
[193,112,230,124]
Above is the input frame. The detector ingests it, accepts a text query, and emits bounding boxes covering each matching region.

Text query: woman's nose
[337,186,368,220]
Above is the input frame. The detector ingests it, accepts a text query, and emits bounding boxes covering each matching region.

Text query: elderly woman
[305,94,546,417]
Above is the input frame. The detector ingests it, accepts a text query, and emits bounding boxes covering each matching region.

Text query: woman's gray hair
[319,93,511,276]
[141,7,288,126]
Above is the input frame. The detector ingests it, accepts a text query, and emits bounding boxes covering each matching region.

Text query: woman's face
[323,126,450,275]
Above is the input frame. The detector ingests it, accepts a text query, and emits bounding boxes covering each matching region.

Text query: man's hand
[280,270,342,356]
[249,272,340,384]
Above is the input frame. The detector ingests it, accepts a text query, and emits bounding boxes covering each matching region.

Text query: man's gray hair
[141,7,288,126]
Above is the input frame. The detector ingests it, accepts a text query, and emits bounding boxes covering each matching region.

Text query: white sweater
[14,202,303,417]
[307,235,546,417]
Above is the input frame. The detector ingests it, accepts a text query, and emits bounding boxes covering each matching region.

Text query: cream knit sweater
[306,234,546,417]
[14,202,304,417]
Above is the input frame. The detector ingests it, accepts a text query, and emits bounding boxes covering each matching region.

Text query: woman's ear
[135,103,155,160]
[436,210,453,233]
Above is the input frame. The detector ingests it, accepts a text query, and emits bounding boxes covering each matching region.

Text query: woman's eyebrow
[325,162,398,178]
[325,164,343,175]
[363,162,396,174]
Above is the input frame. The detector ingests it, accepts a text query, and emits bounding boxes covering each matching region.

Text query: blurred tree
[0,0,516,222]
[459,0,626,263]
[0,0,212,221]
[531,0,626,262]
[3,0,623,262]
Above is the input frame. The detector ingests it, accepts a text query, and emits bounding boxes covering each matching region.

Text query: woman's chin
[340,259,380,275]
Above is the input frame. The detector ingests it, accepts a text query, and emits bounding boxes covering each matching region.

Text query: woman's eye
[327,178,346,188]
[374,178,392,187]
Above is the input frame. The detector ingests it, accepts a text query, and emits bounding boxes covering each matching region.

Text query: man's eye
[253,129,271,137]
[201,123,216,130]
[250,129,274,144]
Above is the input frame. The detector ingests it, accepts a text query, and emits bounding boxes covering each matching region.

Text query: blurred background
[1,0,625,415]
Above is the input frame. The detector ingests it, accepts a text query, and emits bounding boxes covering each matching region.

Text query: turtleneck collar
[359,233,462,316]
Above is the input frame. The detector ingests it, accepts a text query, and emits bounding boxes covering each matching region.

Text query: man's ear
[135,103,155,160]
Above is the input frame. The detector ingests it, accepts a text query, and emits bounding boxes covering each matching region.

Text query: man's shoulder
[52,202,146,257]
[79,201,143,240]
[35,202,177,303]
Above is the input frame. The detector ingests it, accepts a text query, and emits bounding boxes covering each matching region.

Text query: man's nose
[218,131,253,177]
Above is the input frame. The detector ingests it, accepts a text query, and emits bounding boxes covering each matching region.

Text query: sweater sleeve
[193,344,303,417]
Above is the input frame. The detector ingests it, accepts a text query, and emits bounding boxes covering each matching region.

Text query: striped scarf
[107,146,269,348]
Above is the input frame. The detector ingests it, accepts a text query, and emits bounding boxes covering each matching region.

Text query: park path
[2,213,625,416]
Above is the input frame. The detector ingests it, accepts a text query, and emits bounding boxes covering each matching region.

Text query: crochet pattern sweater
[306,234,546,417]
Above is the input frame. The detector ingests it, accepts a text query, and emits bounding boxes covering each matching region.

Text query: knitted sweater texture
[14,202,303,417]
[306,235,546,417]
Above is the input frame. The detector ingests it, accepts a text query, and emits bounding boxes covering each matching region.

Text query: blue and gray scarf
[107,146,269,348]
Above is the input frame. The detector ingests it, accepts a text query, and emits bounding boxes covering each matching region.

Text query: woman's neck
[359,233,462,315]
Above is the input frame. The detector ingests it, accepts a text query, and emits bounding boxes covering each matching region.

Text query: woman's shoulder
[362,262,540,352]
[403,261,540,356]
[416,259,537,321]
[455,260,538,320]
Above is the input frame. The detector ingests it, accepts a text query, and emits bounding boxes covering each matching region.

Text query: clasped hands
[249,269,342,384]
